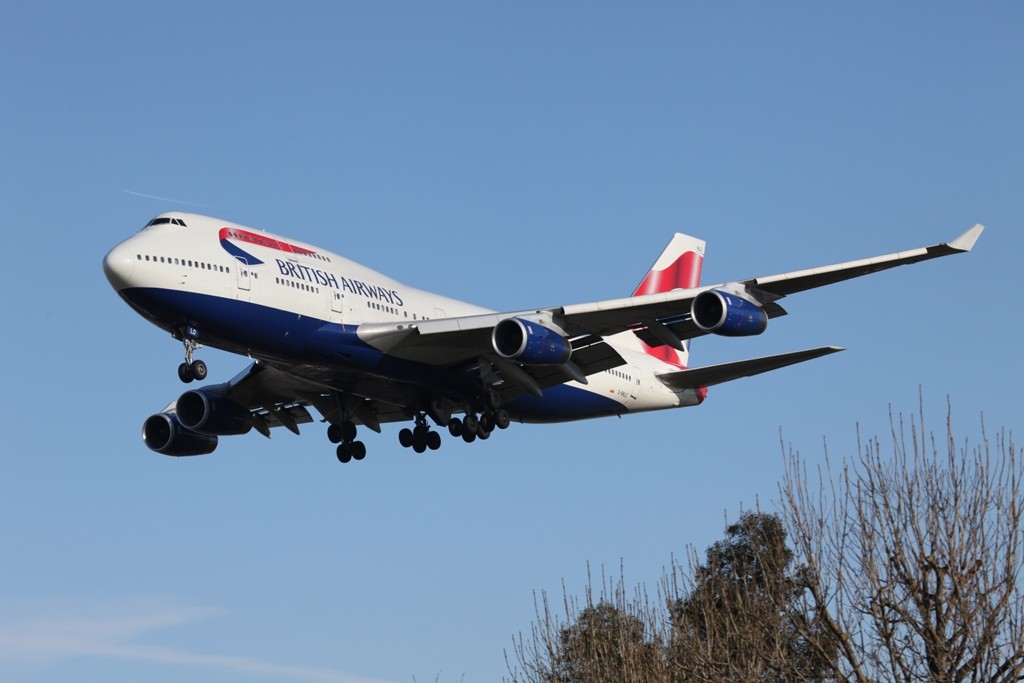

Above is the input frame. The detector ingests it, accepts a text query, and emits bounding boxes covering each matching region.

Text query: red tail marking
[633,249,704,369]
[632,251,703,296]
[643,343,684,367]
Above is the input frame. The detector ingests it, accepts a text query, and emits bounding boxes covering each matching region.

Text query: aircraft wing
[744,223,984,296]
[560,222,983,337]
[171,362,320,438]
[357,224,982,367]
[168,361,408,439]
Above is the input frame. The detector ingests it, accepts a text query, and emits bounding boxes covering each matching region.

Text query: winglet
[949,224,984,253]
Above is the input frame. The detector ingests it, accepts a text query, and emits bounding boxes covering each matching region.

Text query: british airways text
[275,259,404,306]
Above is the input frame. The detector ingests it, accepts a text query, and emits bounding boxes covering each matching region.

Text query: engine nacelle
[691,289,768,337]
[142,413,218,456]
[492,318,572,365]
[176,389,253,436]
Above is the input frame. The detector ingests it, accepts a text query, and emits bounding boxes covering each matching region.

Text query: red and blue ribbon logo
[219,227,317,266]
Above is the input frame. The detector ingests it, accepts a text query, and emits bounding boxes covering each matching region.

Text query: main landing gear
[396,389,511,454]
[177,338,208,383]
[398,415,442,453]
[327,420,366,463]
[446,408,511,443]
[327,392,513,464]
[396,406,511,453]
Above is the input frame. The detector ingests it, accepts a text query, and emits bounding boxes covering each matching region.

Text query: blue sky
[1,2,1022,681]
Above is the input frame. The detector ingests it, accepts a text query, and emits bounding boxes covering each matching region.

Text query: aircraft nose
[103,243,136,290]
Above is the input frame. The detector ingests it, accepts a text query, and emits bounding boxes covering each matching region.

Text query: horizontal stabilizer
[657,346,844,390]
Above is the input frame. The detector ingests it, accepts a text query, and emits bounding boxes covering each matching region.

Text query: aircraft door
[630,365,641,399]
[330,289,344,318]
[236,260,251,291]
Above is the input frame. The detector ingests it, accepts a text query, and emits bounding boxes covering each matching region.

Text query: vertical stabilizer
[632,233,706,296]
[632,233,706,368]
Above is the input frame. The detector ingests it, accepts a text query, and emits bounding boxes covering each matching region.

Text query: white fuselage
[103,212,703,426]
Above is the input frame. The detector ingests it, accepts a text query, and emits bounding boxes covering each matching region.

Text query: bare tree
[508,404,1021,683]
[779,405,1024,683]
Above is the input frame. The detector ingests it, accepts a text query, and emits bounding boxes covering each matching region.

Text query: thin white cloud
[0,596,392,683]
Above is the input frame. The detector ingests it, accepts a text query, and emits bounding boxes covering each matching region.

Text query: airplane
[103,213,983,463]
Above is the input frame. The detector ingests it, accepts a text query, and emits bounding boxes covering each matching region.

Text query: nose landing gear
[177,338,207,383]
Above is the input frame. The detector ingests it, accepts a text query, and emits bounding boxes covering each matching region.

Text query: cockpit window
[144,217,189,228]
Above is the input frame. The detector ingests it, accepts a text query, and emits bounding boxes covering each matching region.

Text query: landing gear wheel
[336,443,352,463]
[399,428,414,448]
[189,359,208,381]
[178,363,194,383]
[447,418,463,437]
[414,424,429,441]
[463,413,479,435]
[328,424,343,444]
[413,439,427,454]
[340,421,357,443]
[351,441,366,460]
[426,431,441,451]
[462,430,477,443]
[495,409,511,430]
[480,412,495,433]
[477,427,491,440]
[485,388,502,411]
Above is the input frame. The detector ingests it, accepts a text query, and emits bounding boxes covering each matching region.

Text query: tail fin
[632,233,706,296]
[632,233,706,368]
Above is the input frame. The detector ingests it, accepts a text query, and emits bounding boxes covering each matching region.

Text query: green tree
[506,516,834,683]
[670,511,836,682]
[549,602,661,683]
[507,572,671,683]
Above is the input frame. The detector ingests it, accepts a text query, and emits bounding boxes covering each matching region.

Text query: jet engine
[142,413,218,456]
[492,318,572,365]
[175,389,253,436]
[691,290,768,337]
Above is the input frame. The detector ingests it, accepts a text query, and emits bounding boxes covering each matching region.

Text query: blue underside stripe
[504,384,625,422]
